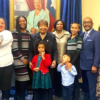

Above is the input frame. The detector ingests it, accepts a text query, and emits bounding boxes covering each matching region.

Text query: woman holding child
[53,19,70,99]
[29,19,58,100]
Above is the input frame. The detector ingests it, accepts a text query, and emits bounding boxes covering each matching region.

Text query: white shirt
[0,30,13,67]
[57,64,77,86]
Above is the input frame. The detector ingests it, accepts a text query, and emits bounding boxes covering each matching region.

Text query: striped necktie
[83,32,88,41]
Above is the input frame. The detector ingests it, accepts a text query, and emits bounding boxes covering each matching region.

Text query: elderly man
[80,17,100,100]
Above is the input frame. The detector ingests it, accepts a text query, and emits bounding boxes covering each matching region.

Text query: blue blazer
[80,29,100,70]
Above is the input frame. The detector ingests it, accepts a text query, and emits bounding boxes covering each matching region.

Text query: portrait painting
[12,0,59,32]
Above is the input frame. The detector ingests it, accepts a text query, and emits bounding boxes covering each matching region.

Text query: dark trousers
[62,84,74,100]
[2,90,10,99]
[15,80,28,100]
[33,89,49,100]
[49,68,55,100]
[73,76,80,100]
[82,70,97,100]
[54,69,62,97]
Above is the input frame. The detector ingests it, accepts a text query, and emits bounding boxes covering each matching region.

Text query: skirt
[0,64,13,90]
[32,71,52,89]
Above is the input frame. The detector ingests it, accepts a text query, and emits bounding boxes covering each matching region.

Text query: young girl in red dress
[31,41,52,100]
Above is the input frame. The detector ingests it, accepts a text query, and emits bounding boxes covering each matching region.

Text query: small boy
[57,54,77,100]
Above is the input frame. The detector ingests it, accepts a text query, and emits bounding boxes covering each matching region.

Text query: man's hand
[29,62,33,69]
[91,66,97,73]
[51,60,56,68]
[22,59,28,65]
[34,68,40,72]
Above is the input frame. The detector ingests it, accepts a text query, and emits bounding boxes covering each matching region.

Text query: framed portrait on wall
[9,0,61,32]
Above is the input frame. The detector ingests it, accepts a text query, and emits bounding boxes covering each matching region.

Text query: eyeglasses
[83,22,92,24]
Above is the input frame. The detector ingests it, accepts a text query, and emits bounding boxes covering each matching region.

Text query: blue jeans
[62,83,74,100]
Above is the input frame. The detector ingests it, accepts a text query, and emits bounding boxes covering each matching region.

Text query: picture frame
[9,0,61,32]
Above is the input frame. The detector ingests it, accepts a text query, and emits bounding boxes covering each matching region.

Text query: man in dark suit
[80,17,100,100]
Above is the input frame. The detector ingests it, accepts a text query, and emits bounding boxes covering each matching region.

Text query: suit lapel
[83,29,94,44]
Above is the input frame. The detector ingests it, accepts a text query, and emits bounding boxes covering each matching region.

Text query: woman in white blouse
[0,18,13,100]
[53,19,70,99]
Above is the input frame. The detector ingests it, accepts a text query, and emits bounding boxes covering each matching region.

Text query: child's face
[70,23,80,35]
[62,55,70,64]
[38,44,45,54]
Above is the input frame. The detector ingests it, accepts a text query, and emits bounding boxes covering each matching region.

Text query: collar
[69,34,79,40]
[34,9,43,15]
[37,32,49,38]
[40,33,47,38]
[54,30,69,38]
[85,28,93,36]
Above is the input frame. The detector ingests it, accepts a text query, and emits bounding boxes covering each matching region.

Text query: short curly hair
[34,40,50,54]
[53,19,66,30]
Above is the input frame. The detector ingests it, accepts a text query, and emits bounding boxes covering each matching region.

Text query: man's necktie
[83,32,88,41]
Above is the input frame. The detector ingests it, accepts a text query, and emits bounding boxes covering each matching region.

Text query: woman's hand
[22,59,28,65]
[34,68,40,72]
[51,60,56,68]
[29,62,33,69]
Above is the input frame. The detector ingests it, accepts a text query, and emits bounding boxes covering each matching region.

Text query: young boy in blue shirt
[57,54,77,100]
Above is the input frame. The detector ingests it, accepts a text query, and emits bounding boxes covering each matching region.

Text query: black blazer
[29,32,58,62]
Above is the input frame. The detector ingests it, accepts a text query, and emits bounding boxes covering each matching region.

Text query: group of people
[0,15,100,100]
[0,1,100,100]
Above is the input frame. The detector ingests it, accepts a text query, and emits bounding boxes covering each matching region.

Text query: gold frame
[56,0,61,20]
[9,0,61,31]
[9,0,14,31]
